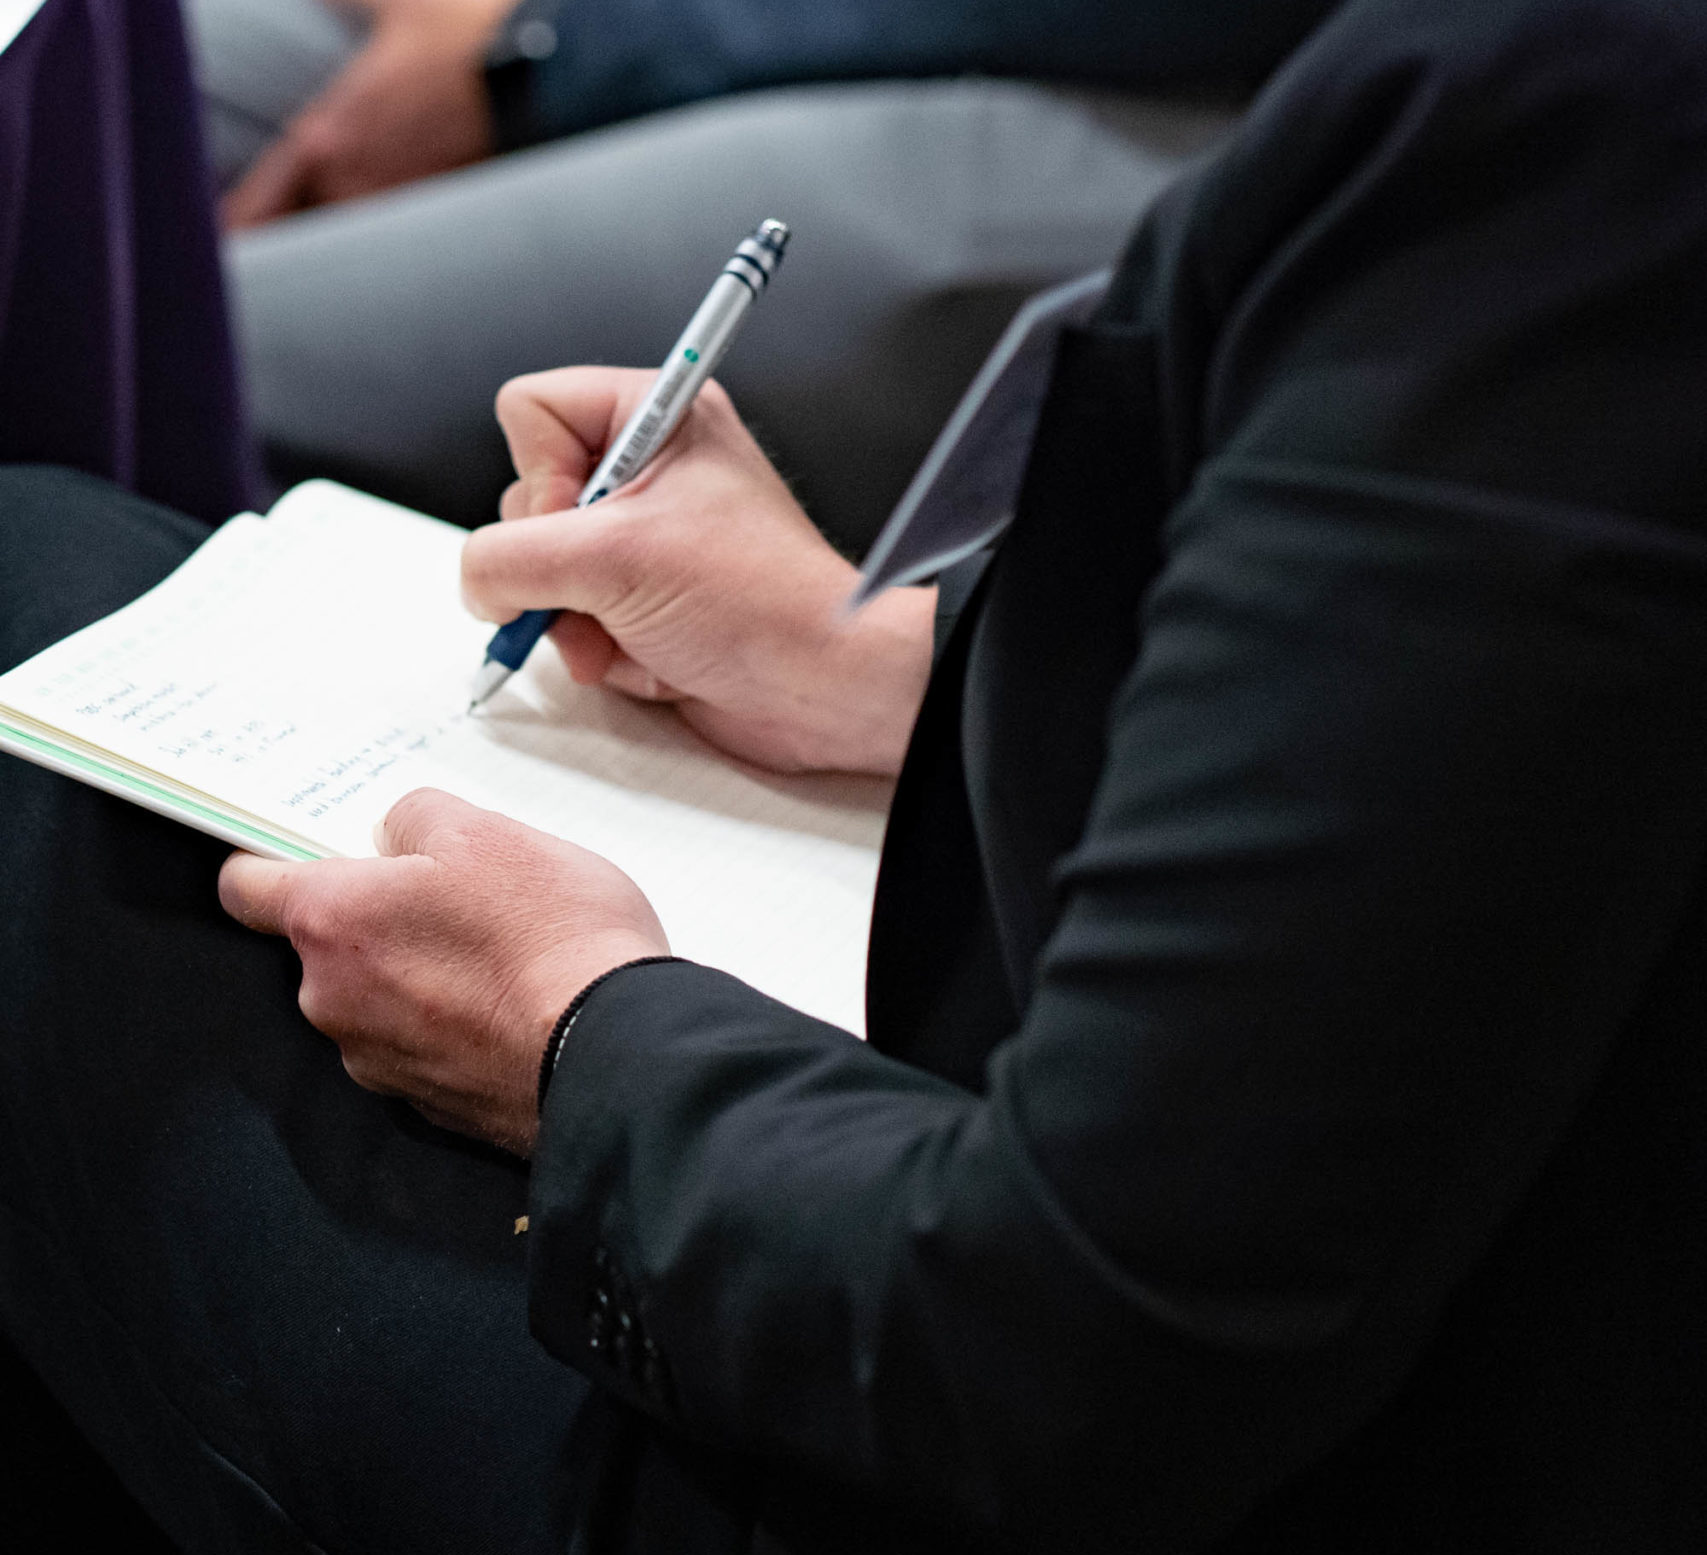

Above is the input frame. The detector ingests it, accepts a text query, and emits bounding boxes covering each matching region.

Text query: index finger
[493,366,661,496]
[218,851,305,934]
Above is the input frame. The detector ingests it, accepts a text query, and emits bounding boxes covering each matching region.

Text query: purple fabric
[0,0,255,522]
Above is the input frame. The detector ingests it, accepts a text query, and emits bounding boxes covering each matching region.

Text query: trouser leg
[0,467,596,1554]
[227,79,1234,552]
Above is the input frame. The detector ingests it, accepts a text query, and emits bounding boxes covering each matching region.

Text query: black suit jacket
[527,2,1707,1549]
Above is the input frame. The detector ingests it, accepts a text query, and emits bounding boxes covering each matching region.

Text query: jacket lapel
[958,320,1171,1011]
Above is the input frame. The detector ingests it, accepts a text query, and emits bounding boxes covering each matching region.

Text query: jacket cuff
[524,959,857,1419]
[537,956,687,1112]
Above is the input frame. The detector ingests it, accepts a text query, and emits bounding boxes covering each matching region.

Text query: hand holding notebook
[218,783,672,1156]
[0,477,899,1042]
[0,366,946,1148]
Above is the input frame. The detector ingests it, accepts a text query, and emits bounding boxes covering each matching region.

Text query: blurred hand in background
[222,0,511,228]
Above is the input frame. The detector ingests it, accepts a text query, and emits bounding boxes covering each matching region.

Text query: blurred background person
[186,0,1338,549]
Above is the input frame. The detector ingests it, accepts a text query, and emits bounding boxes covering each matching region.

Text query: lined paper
[0,482,889,1032]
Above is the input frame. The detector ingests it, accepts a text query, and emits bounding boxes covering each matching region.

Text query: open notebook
[0,482,891,1033]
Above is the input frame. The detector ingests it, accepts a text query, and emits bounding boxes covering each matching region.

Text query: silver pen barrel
[580,221,790,503]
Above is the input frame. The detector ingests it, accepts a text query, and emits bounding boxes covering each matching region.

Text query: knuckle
[390,786,439,832]
[389,788,458,853]
[436,804,510,870]
[340,1048,392,1096]
[279,868,365,952]
[297,975,333,1033]
[517,472,566,520]
[286,891,346,955]
[459,806,507,849]
[462,521,500,575]
[493,376,530,422]
[460,536,502,607]
[497,368,580,422]
[277,882,320,947]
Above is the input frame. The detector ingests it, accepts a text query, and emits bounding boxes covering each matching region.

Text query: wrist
[805,584,935,777]
[538,956,687,1112]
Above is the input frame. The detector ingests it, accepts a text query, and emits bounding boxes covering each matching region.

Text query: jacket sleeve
[526,1,1707,1547]
[486,0,1340,148]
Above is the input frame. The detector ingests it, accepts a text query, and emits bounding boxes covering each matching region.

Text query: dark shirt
[487,0,1343,149]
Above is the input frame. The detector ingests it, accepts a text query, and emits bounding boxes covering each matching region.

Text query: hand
[218,788,669,1156]
[223,0,512,229]
[462,367,936,776]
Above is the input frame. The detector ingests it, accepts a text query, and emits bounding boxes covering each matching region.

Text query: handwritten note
[0,483,889,1032]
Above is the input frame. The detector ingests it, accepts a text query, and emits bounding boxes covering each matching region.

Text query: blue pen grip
[486,608,557,671]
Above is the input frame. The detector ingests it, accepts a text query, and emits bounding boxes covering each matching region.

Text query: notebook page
[0,1,47,56]
[0,482,888,1032]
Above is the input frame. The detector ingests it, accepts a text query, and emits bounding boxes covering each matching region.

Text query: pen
[468,219,791,710]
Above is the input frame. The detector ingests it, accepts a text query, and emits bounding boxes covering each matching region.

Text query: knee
[0,466,205,669]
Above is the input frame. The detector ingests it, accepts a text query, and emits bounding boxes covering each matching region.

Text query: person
[0,4,250,1541]
[186,0,1336,548]
[4,0,1707,1551]
[195,0,1336,210]
[0,0,253,525]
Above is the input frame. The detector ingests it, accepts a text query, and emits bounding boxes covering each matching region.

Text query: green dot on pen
[683,348,700,362]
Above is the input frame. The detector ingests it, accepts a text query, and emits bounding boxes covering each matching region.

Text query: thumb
[494,367,658,496]
[376,787,485,858]
[218,851,306,934]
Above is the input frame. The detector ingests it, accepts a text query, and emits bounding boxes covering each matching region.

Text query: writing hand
[463,366,935,776]
[222,0,511,229]
[218,788,668,1155]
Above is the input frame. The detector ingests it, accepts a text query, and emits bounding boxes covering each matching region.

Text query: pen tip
[468,658,511,709]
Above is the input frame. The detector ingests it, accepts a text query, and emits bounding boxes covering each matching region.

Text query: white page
[0,0,45,54]
[0,482,889,1032]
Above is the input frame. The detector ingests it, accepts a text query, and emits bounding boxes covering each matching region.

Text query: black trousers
[0,467,600,1552]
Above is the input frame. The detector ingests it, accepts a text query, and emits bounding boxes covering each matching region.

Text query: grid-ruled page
[0,482,889,1032]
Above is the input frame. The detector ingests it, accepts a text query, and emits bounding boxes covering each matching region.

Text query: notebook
[0,481,890,1033]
